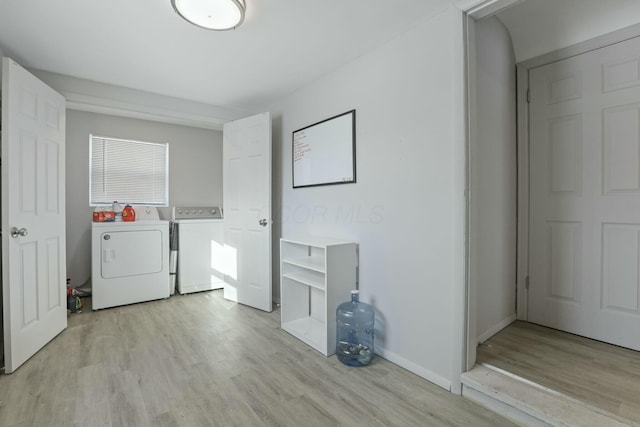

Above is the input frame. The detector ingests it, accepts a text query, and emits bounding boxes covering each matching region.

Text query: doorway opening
[465,0,640,424]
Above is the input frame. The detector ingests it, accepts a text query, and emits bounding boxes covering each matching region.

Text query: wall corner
[449,3,469,395]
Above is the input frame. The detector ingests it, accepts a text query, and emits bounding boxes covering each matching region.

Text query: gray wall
[496,0,640,62]
[470,17,517,342]
[66,110,222,287]
[270,5,466,390]
[0,46,4,81]
[0,48,4,362]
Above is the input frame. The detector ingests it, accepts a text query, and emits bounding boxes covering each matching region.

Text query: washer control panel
[172,206,223,220]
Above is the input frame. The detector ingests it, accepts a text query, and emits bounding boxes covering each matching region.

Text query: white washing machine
[172,206,225,294]
[92,219,170,310]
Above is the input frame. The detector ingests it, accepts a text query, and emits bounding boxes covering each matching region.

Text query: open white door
[223,112,272,312]
[2,58,67,373]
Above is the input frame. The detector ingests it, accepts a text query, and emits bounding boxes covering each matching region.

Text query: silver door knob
[259,219,268,227]
[10,227,28,238]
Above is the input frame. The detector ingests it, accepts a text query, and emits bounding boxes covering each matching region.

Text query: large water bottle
[336,290,374,367]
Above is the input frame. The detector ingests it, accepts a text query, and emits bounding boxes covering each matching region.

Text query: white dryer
[92,220,169,310]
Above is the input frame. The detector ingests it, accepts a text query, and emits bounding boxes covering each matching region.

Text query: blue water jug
[336,290,374,366]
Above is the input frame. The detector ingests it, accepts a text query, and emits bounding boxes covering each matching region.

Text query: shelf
[282,256,325,273]
[282,271,325,290]
[280,237,357,356]
[282,317,326,354]
[281,236,353,248]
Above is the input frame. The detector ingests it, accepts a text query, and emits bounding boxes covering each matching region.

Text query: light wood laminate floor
[0,291,514,427]
[477,320,640,425]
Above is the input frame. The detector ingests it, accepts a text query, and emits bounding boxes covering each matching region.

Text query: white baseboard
[375,346,452,391]
[477,313,516,344]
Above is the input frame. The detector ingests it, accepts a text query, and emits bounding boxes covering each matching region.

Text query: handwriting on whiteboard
[293,130,312,162]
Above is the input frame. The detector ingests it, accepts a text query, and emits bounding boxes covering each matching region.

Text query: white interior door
[223,112,272,312]
[528,37,640,350]
[2,58,67,372]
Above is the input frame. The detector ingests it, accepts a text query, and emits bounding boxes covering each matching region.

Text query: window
[90,135,169,206]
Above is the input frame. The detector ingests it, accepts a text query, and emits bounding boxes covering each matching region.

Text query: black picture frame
[292,110,356,189]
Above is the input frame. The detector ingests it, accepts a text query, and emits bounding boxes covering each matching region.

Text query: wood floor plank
[74,363,112,427]
[0,291,515,427]
[477,320,640,425]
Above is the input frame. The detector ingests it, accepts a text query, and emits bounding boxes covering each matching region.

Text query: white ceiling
[4,0,638,119]
[0,0,448,113]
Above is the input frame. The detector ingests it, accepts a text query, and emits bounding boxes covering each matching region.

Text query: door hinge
[526,88,530,103]
[525,275,530,290]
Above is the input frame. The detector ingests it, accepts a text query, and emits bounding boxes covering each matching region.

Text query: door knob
[10,227,28,238]
[259,219,268,227]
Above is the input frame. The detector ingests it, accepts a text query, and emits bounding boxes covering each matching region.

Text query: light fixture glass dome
[171,0,246,31]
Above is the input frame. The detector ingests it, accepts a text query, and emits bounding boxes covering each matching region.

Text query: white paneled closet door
[528,36,640,350]
[2,58,67,372]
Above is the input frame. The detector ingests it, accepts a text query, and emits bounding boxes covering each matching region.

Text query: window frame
[89,134,170,207]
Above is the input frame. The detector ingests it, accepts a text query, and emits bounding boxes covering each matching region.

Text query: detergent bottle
[122,204,136,222]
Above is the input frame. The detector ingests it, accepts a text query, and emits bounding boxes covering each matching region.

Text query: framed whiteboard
[292,110,356,188]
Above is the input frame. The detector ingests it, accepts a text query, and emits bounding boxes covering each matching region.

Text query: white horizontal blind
[90,135,169,206]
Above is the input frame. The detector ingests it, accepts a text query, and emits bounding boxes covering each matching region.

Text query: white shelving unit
[280,237,357,356]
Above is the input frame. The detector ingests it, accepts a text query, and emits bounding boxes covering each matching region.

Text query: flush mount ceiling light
[171,0,246,31]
